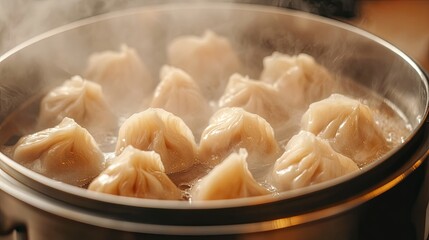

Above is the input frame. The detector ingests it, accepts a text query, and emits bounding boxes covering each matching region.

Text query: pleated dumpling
[191,149,269,200]
[37,76,116,135]
[88,146,182,200]
[12,117,105,187]
[167,30,241,99]
[301,94,389,165]
[218,74,291,136]
[85,44,154,113]
[150,66,211,137]
[199,107,280,169]
[270,131,359,191]
[260,52,334,107]
[115,108,198,174]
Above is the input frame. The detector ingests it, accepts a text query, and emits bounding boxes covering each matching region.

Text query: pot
[0,3,428,240]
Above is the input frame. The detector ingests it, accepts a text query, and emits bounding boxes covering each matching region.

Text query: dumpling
[115,108,198,174]
[218,74,292,137]
[270,131,359,191]
[191,149,270,200]
[260,52,332,84]
[88,146,182,200]
[150,66,211,138]
[37,76,117,135]
[12,117,105,187]
[301,94,389,165]
[167,30,241,99]
[85,44,154,113]
[260,52,334,107]
[199,107,280,171]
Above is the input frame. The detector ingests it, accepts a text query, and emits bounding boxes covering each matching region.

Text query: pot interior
[0,3,427,212]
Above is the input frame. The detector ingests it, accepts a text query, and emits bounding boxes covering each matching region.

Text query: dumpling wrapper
[37,76,117,135]
[150,65,211,138]
[270,131,359,191]
[260,52,335,108]
[191,149,270,201]
[12,117,105,187]
[85,44,154,113]
[167,30,242,99]
[218,74,293,139]
[88,146,182,200]
[116,108,198,174]
[301,94,389,165]
[199,107,280,170]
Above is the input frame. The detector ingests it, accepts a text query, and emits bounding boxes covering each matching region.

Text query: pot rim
[0,2,428,214]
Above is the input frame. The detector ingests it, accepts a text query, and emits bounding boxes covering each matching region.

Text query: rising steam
[0,0,338,55]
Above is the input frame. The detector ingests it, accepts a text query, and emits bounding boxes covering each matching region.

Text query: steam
[0,0,149,55]
[0,0,352,55]
[0,0,356,126]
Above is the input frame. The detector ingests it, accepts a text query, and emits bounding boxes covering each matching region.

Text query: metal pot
[0,3,428,240]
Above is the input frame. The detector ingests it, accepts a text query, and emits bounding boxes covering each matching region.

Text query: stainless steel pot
[0,3,428,240]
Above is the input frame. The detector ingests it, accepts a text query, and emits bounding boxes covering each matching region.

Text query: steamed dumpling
[270,131,359,191]
[37,76,116,135]
[191,149,270,200]
[167,30,241,99]
[199,107,280,170]
[115,108,198,174]
[12,117,105,187]
[260,52,334,107]
[150,66,211,138]
[301,94,389,165]
[218,74,292,137]
[85,44,154,113]
[88,146,182,200]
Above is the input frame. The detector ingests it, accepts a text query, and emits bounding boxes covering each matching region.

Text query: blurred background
[0,0,428,70]
[346,1,429,72]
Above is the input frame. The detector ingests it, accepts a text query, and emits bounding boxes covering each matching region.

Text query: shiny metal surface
[0,3,428,240]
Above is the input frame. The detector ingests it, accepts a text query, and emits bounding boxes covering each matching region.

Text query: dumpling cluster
[260,52,335,108]
[12,118,105,187]
[37,76,117,135]
[270,131,359,191]
[85,44,154,114]
[199,107,280,170]
[150,66,211,138]
[6,30,401,202]
[301,94,389,165]
[116,108,198,174]
[167,30,242,99]
[191,149,270,200]
[88,146,182,200]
